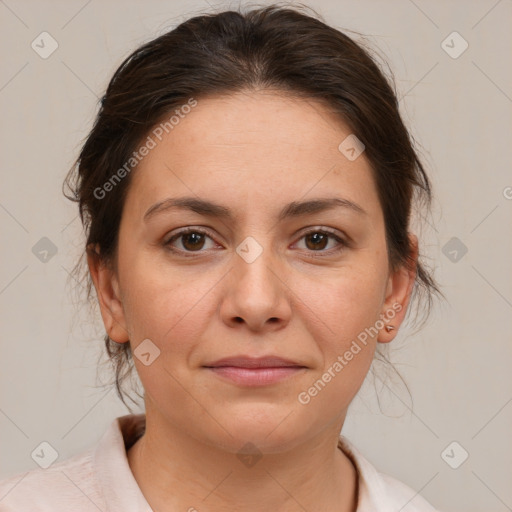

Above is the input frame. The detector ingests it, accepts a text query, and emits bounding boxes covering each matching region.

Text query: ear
[377,233,418,343]
[87,244,130,344]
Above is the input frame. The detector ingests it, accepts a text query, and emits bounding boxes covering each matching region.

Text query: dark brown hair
[63,2,443,410]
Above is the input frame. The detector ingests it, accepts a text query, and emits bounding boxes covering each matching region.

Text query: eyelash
[163,227,349,258]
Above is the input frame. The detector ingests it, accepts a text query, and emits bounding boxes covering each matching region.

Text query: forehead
[125,91,381,220]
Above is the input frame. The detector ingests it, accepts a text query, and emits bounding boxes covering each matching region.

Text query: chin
[206,404,306,454]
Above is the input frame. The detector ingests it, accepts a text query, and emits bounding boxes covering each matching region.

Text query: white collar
[92,414,435,512]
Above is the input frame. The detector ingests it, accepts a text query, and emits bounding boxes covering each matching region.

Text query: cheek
[291,263,386,404]
[121,268,219,403]
[299,262,386,343]
[118,248,217,345]
[294,283,379,417]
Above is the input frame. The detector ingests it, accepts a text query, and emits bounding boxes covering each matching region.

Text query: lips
[203,356,306,369]
[203,356,307,386]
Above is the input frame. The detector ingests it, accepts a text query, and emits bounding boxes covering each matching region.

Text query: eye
[294,228,347,254]
[163,226,348,257]
[164,228,219,254]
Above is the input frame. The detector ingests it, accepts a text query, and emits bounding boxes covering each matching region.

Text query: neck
[127,411,358,512]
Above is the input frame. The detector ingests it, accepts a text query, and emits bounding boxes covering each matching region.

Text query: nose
[219,242,292,332]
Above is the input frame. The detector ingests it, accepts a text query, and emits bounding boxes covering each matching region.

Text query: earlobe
[377,233,418,343]
[86,244,130,344]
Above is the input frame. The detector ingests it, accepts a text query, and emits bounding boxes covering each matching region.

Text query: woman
[0,4,442,511]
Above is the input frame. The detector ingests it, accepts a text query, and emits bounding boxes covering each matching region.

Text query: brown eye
[165,229,217,254]
[295,229,347,255]
[181,232,206,251]
[304,232,329,250]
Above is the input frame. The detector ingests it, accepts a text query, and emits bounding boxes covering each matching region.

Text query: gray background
[1,1,511,511]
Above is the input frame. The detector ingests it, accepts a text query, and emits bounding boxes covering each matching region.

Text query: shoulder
[338,436,441,512]
[0,448,105,511]
[375,471,440,511]
[0,414,147,512]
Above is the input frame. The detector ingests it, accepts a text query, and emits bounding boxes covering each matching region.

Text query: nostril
[234,317,244,323]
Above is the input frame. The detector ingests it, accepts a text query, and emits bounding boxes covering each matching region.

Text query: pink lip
[206,366,306,386]
[203,356,307,386]
[205,356,303,368]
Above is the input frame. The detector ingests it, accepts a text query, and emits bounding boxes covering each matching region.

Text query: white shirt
[0,414,440,511]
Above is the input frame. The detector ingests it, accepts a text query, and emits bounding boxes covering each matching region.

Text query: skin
[88,90,418,512]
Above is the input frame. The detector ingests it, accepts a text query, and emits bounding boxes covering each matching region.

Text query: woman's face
[91,91,416,453]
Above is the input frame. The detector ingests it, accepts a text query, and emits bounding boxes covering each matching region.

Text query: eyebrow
[143,196,367,222]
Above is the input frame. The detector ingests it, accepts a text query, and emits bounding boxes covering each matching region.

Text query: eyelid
[291,226,349,253]
[164,226,220,248]
[294,225,348,242]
